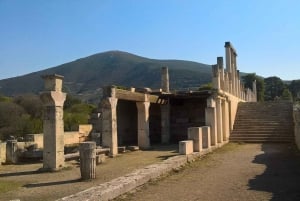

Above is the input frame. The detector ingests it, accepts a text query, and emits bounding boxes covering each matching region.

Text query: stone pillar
[79,141,96,180]
[40,74,66,171]
[205,98,217,146]
[161,67,169,93]
[217,57,224,90]
[253,80,257,102]
[188,127,202,152]
[6,140,18,164]
[136,101,151,149]
[161,104,170,144]
[224,72,229,93]
[212,65,221,90]
[225,42,232,74]
[222,100,230,141]
[202,126,211,149]
[216,98,223,144]
[101,97,118,157]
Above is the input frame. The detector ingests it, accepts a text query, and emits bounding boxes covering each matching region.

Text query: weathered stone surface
[179,140,193,155]
[136,101,150,149]
[6,140,18,164]
[80,141,96,180]
[187,127,202,152]
[202,126,211,149]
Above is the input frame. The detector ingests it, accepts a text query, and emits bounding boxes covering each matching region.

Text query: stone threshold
[57,142,227,201]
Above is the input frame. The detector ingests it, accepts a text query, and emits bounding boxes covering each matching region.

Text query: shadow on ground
[249,143,300,201]
[23,179,81,188]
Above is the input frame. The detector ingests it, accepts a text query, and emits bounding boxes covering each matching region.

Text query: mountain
[0,51,212,102]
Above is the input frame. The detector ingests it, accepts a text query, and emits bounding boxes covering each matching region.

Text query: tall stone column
[101,97,118,157]
[161,67,170,93]
[161,104,170,144]
[40,74,66,171]
[253,80,257,102]
[205,98,217,146]
[212,65,221,90]
[216,98,223,144]
[225,42,232,74]
[136,101,151,149]
[222,100,230,141]
[217,57,224,90]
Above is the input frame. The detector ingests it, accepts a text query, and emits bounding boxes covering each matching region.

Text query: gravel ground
[115,143,300,201]
[0,144,178,201]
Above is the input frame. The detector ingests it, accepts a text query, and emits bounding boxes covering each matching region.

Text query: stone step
[230,101,294,143]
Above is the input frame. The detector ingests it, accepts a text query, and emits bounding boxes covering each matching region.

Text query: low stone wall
[293,104,300,150]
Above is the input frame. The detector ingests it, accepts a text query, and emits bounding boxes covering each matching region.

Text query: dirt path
[0,145,178,201]
[116,143,300,201]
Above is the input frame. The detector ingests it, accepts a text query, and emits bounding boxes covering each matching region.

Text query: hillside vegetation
[0,51,211,102]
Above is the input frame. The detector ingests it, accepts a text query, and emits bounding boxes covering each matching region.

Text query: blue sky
[0,0,299,80]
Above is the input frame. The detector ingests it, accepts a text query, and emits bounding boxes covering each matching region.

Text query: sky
[0,0,299,80]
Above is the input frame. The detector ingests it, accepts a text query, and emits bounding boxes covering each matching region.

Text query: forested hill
[0,51,211,102]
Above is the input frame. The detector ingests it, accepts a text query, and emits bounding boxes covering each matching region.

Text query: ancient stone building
[98,42,257,156]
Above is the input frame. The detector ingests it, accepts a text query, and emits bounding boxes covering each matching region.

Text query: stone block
[127,146,139,151]
[118,146,126,153]
[202,126,211,149]
[187,127,202,152]
[179,140,193,155]
[96,154,106,165]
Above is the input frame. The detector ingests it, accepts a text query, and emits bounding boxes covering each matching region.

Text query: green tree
[63,96,96,131]
[289,80,300,101]
[281,88,293,101]
[199,82,212,91]
[264,76,285,101]
[242,73,265,102]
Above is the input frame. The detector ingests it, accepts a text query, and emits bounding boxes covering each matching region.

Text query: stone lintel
[114,88,161,104]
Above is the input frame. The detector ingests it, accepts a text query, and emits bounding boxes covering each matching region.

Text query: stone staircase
[230,101,294,143]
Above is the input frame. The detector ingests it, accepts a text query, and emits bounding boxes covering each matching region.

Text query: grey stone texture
[80,141,96,180]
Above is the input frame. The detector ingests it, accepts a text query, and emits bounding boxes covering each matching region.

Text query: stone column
[136,101,151,149]
[212,65,221,90]
[253,80,257,102]
[101,97,118,157]
[216,98,223,144]
[80,141,96,180]
[222,100,230,141]
[225,42,232,74]
[205,98,217,146]
[217,57,224,90]
[161,104,170,144]
[161,67,169,93]
[6,140,18,164]
[40,74,66,171]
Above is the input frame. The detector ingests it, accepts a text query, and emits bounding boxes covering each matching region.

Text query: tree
[289,80,300,101]
[242,73,265,102]
[281,88,293,101]
[264,76,285,101]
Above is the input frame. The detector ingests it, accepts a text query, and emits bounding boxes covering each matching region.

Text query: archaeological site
[0,42,299,201]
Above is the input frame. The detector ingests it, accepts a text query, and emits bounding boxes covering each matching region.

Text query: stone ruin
[0,42,257,171]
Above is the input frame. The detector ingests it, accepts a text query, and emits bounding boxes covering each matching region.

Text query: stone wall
[116,100,138,146]
[170,98,206,142]
[293,104,300,150]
